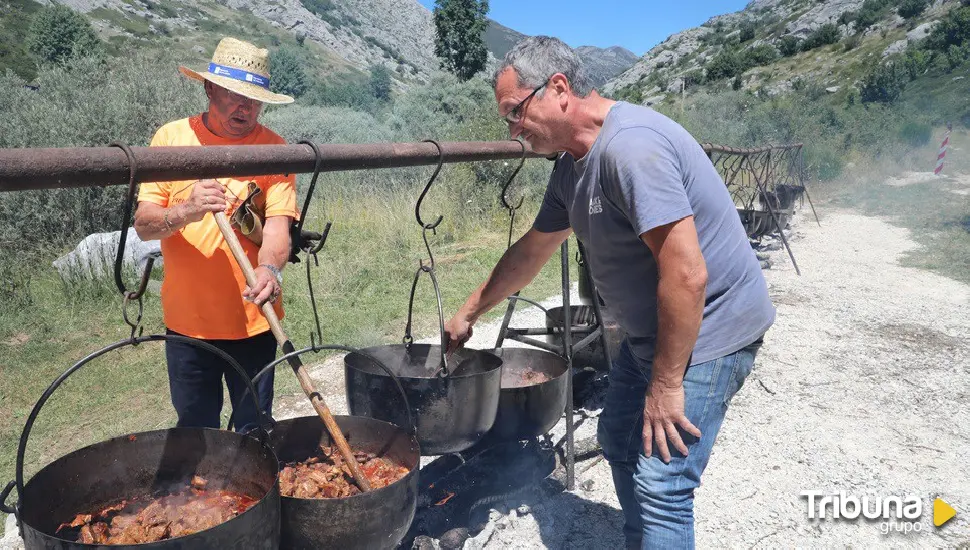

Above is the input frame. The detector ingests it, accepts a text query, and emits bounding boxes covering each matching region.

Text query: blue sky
[416,0,749,55]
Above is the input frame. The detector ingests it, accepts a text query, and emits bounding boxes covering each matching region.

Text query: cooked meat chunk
[59,477,256,545]
[279,445,409,499]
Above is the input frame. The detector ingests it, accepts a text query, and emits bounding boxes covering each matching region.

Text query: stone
[438,527,469,549]
[52,228,162,283]
[192,45,205,54]
[907,21,939,42]
[882,39,908,57]
[411,535,436,550]
[825,86,840,93]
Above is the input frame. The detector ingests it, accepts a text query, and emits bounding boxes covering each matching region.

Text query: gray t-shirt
[533,102,775,365]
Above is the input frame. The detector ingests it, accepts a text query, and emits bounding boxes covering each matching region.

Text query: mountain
[576,45,639,88]
[2,0,638,89]
[483,19,638,88]
[484,19,527,60]
[603,0,955,105]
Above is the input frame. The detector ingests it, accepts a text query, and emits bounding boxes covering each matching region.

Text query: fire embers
[56,476,257,544]
[279,445,409,499]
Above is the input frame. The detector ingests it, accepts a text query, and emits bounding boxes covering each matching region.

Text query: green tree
[27,5,102,65]
[270,46,309,98]
[433,0,489,81]
[369,64,392,101]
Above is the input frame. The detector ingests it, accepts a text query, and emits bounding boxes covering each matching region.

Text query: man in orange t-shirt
[134,37,298,433]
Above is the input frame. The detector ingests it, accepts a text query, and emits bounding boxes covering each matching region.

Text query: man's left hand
[244,265,280,306]
[642,381,702,463]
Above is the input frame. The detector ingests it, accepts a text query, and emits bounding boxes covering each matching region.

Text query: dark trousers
[165,329,276,433]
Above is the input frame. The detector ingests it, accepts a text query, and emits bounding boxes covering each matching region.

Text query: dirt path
[463,207,970,548]
[7,207,966,549]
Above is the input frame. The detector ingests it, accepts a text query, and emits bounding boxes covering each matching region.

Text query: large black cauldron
[247,345,420,550]
[484,347,569,442]
[345,343,503,455]
[270,415,419,550]
[0,335,281,550]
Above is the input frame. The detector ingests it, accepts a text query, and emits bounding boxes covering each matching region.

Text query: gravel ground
[4,206,968,549]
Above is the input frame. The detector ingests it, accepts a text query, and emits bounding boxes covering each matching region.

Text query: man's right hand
[444,313,474,355]
[183,179,228,223]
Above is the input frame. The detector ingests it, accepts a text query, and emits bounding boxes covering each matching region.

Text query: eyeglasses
[503,81,547,125]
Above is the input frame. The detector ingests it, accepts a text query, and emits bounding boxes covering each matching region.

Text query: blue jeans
[596,338,762,549]
[165,329,276,433]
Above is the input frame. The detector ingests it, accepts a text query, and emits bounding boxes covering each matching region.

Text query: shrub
[854,0,895,31]
[902,47,932,79]
[898,0,929,20]
[270,46,310,98]
[369,64,393,102]
[843,33,863,51]
[860,62,908,103]
[739,21,756,43]
[926,6,970,52]
[306,74,381,113]
[779,35,801,57]
[745,44,779,66]
[0,52,203,252]
[801,23,840,52]
[27,4,102,65]
[898,121,932,147]
[705,50,746,81]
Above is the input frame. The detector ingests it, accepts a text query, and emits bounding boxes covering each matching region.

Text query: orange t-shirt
[138,115,298,340]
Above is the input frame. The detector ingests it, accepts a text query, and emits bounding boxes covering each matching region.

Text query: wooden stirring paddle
[213,211,372,492]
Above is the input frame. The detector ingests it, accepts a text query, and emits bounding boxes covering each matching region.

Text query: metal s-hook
[500,138,528,250]
[500,138,527,211]
[291,140,331,261]
[294,140,334,346]
[110,142,154,340]
[415,139,444,231]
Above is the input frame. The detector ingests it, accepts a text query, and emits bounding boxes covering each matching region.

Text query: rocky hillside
[9,0,636,89]
[576,45,639,88]
[484,20,637,88]
[604,0,955,104]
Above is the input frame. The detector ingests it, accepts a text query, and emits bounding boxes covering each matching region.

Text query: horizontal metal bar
[701,143,803,155]
[508,327,596,337]
[0,140,549,192]
[499,333,564,355]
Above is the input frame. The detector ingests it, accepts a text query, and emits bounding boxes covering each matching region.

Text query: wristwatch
[259,264,283,285]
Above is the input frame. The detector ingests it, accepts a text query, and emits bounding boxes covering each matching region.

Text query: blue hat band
[207,63,270,90]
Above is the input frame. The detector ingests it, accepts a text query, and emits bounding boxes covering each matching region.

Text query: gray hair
[492,36,594,98]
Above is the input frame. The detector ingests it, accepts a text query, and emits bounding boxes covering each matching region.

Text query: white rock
[52,228,162,283]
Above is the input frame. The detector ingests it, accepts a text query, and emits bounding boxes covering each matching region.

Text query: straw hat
[179,37,294,105]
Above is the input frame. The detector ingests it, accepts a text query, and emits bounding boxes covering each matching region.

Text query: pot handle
[403,263,450,376]
[235,344,417,437]
[14,334,270,501]
[0,480,17,516]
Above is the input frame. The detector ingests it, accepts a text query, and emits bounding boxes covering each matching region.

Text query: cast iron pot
[345,343,503,455]
[248,345,420,550]
[482,347,569,442]
[0,334,281,550]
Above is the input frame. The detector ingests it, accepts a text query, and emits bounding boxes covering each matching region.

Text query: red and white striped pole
[935,122,952,176]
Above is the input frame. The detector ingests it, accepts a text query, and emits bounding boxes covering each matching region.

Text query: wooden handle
[213,212,372,492]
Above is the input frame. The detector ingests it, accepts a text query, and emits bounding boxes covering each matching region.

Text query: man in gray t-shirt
[445,36,774,549]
